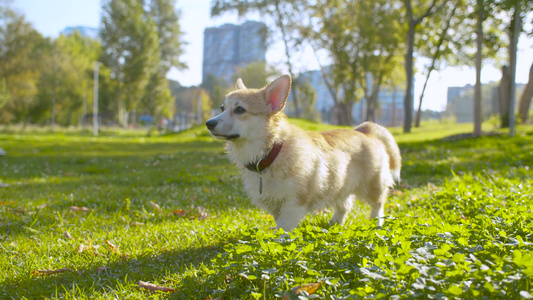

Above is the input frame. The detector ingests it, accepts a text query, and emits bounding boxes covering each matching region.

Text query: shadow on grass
[2,236,239,299]
[3,130,532,240]
[398,131,533,187]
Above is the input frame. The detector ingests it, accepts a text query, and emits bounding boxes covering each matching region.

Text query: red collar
[245,142,283,173]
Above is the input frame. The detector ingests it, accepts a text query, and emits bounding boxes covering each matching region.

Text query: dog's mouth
[213,134,240,140]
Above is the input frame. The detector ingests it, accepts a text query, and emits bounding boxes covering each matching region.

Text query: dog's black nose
[206,119,218,130]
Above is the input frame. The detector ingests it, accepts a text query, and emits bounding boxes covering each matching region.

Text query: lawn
[0,120,532,299]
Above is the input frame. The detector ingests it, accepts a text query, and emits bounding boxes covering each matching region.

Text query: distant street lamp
[93,62,100,136]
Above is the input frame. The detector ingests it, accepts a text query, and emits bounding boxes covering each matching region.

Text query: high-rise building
[202,21,266,83]
[446,83,525,123]
[61,26,99,39]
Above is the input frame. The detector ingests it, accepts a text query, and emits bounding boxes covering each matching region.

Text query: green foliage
[35,31,101,126]
[1,123,532,299]
[0,0,185,127]
[143,0,187,123]
[0,4,46,124]
[100,0,186,126]
[211,0,307,117]
[232,61,280,89]
[201,74,230,110]
[148,0,187,73]
[296,77,320,122]
[304,0,405,125]
[0,77,9,109]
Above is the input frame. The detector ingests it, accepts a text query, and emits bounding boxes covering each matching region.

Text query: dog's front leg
[275,202,307,232]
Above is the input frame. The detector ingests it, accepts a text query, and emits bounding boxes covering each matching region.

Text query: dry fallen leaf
[64,231,72,239]
[197,206,208,221]
[37,203,48,210]
[69,206,91,212]
[96,266,110,273]
[131,221,144,226]
[172,209,187,217]
[138,281,175,292]
[32,268,74,277]
[77,238,99,255]
[283,282,323,300]
[106,240,121,255]
[149,201,162,211]
[401,183,413,189]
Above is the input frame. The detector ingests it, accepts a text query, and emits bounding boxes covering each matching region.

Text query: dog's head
[205,75,291,142]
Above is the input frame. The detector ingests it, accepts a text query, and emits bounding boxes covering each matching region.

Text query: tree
[305,0,364,125]
[100,0,160,126]
[174,86,212,125]
[148,0,187,73]
[211,0,306,117]
[296,77,319,121]
[358,1,405,123]
[232,61,279,89]
[144,0,187,125]
[414,0,461,127]
[0,78,8,110]
[305,0,404,125]
[473,0,483,136]
[201,73,230,110]
[35,32,102,128]
[443,0,501,134]
[0,3,45,124]
[497,0,532,132]
[518,62,533,123]
[402,0,446,133]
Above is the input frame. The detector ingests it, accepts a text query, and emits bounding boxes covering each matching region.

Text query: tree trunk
[499,65,511,128]
[365,97,375,122]
[519,62,533,123]
[415,3,457,128]
[334,102,352,126]
[51,88,56,132]
[473,0,483,136]
[415,67,433,127]
[508,3,521,136]
[403,22,415,133]
[403,0,443,133]
[343,102,353,126]
[366,75,383,123]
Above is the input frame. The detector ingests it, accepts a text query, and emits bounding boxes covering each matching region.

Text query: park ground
[0,120,532,299]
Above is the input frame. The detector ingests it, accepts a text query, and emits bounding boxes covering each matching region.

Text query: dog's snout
[206,119,218,130]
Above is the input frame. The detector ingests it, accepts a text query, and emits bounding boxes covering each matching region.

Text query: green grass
[1,121,532,299]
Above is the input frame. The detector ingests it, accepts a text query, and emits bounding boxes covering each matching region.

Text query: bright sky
[12,0,533,112]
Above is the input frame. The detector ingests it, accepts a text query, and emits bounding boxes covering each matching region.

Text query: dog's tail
[355,122,402,182]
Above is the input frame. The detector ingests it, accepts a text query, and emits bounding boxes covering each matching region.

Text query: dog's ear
[235,78,247,90]
[264,75,291,113]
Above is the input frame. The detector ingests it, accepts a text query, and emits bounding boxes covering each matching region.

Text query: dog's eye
[234,106,246,114]
[220,105,225,112]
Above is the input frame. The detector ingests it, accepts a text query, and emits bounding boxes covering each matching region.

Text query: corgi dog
[206,75,401,231]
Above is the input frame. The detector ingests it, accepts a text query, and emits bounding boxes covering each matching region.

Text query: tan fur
[206,75,401,231]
